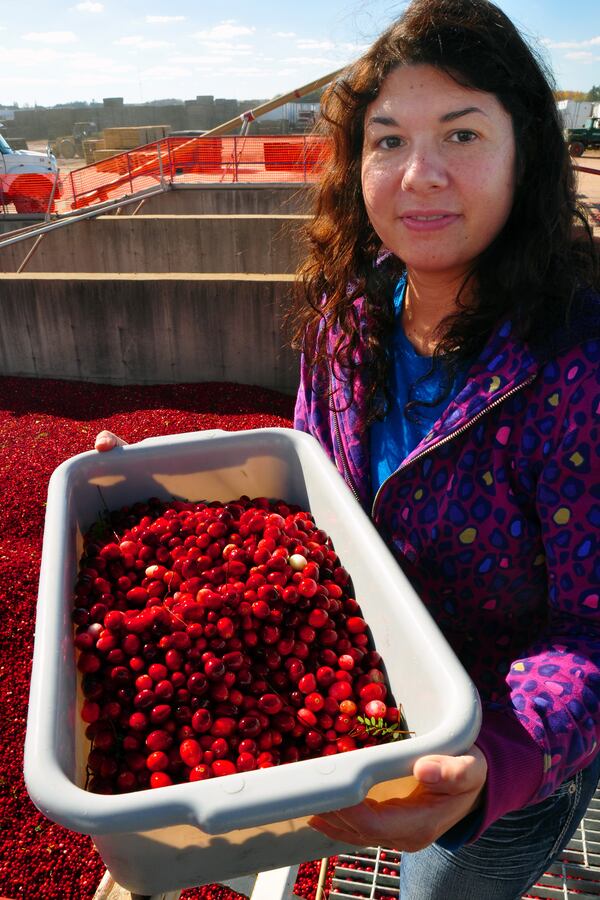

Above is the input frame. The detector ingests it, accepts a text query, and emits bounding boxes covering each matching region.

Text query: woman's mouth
[400,212,460,231]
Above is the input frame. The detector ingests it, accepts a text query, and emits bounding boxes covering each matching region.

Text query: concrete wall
[0,184,312,392]
[0,274,299,394]
[0,215,309,274]
[0,217,43,235]
[0,185,313,233]
[138,185,313,215]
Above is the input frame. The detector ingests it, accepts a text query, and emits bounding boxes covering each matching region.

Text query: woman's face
[361,64,517,282]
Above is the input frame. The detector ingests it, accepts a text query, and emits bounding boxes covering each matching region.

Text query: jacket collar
[330,311,540,506]
[401,317,539,468]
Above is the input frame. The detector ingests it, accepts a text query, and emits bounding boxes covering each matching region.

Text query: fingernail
[419,762,441,784]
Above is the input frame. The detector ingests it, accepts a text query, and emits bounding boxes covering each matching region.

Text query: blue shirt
[370,276,471,495]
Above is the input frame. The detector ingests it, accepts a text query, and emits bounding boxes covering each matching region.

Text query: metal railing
[0,135,330,218]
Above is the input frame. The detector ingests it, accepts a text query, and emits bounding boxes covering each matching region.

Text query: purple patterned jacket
[294,289,600,838]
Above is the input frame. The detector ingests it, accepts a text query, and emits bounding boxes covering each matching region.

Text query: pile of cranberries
[72,494,399,794]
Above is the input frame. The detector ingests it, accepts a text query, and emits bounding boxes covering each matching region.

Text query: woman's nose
[401,145,449,192]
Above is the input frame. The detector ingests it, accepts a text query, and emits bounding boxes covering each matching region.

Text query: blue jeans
[400,754,600,900]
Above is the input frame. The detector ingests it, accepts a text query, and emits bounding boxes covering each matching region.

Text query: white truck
[0,129,59,213]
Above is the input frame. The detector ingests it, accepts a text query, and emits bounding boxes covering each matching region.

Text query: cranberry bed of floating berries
[0,376,337,900]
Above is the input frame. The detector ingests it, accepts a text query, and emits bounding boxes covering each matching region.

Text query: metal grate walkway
[328,783,600,899]
[523,782,600,899]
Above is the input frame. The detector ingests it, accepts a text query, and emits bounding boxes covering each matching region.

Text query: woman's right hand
[94,430,128,452]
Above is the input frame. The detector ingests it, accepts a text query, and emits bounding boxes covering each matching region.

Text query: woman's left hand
[308,745,487,852]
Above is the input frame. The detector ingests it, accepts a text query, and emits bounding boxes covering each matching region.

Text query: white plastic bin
[24,428,480,895]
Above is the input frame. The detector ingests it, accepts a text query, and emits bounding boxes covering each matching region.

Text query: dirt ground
[575,153,600,229]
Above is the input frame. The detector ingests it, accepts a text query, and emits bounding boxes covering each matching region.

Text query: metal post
[166,138,174,180]
[126,152,134,194]
[233,136,239,183]
[157,141,165,189]
[70,170,77,209]
[314,857,329,900]
[303,136,307,182]
[45,169,60,222]
[17,232,46,273]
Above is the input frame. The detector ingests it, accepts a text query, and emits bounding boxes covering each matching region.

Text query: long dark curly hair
[289,0,598,424]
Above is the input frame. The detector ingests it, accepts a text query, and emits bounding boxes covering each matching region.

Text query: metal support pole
[165,138,174,180]
[303,135,307,182]
[157,141,165,189]
[16,232,46,273]
[45,168,61,221]
[0,185,165,249]
[70,170,77,209]
[126,152,134,194]
[315,857,329,900]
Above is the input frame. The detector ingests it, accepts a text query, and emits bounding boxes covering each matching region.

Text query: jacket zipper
[371,373,537,519]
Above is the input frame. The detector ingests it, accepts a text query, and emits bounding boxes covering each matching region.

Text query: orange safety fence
[36,135,331,214]
[2,138,597,218]
[0,171,60,215]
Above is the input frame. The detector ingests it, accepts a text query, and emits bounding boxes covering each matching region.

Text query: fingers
[94,431,126,452]
[310,800,428,850]
[309,749,488,851]
[413,747,487,797]
[307,815,366,847]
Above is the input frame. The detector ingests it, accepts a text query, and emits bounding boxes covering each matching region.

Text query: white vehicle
[0,129,59,213]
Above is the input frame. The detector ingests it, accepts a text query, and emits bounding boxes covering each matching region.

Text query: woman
[288,0,600,896]
[96,0,599,895]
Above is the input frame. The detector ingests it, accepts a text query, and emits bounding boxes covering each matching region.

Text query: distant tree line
[555,86,600,102]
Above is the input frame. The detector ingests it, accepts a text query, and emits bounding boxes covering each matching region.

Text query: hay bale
[101,126,171,150]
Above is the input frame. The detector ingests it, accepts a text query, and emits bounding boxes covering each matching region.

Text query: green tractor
[566,117,600,157]
[50,122,99,159]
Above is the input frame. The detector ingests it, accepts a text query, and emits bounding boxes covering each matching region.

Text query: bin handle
[136,429,227,447]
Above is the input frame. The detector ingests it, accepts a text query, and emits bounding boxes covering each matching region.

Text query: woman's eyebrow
[440,106,487,122]
[366,115,398,127]
[366,106,488,128]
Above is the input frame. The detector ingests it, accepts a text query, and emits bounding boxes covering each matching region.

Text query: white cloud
[114,35,172,49]
[274,31,296,38]
[286,56,338,67]
[296,39,335,51]
[168,54,210,65]
[211,42,252,53]
[193,20,256,41]
[72,1,104,12]
[341,41,369,54]
[543,36,600,50]
[23,31,78,44]
[219,65,263,76]
[1,45,63,66]
[141,65,188,79]
[146,15,186,24]
[564,51,595,61]
[1,44,137,72]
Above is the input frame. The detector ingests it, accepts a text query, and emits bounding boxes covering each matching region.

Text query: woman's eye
[450,130,477,143]
[378,135,403,149]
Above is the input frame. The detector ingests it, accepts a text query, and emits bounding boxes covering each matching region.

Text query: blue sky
[1,0,598,108]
